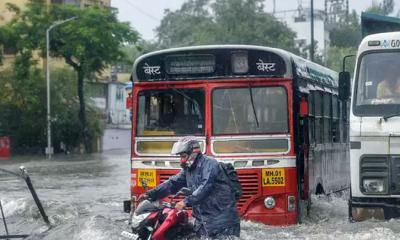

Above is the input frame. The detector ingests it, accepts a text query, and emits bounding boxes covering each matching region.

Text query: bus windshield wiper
[170,87,203,121]
[383,113,400,121]
[248,84,259,128]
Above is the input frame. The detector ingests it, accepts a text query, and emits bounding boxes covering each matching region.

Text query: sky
[111,0,400,41]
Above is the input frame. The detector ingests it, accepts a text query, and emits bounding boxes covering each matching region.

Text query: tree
[367,0,394,15]
[156,0,298,53]
[329,10,361,48]
[1,0,138,152]
[117,39,158,73]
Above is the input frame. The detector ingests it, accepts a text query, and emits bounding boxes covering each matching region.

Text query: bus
[127,45,350,225]
[342,32,400,221]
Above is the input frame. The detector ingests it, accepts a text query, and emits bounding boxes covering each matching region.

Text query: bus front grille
[360,156,389,194]
[237,172,260,211]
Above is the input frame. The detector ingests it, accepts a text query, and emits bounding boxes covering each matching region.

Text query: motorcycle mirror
[141,179,148,191]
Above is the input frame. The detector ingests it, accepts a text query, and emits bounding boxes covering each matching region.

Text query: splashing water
[1,150,400,239]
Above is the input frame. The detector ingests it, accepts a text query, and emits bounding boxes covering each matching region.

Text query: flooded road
[1,150,400,239]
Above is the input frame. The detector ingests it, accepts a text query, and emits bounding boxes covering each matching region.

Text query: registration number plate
[262,168,285,186]
[137,169,156,187]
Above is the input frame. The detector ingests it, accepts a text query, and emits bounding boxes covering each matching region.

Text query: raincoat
[147,154,240,237]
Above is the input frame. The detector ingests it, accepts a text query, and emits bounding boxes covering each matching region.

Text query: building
[51,0,111,8]
[268,0,349,61]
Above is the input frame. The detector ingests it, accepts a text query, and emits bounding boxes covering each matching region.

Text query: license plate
[262,168,285,186]
[121,231,139,240]
[137,169,157,187]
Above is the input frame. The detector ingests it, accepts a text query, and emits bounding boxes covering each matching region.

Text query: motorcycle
[121,182,193,240]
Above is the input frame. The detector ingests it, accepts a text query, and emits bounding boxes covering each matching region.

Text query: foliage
[0,62,104,154]
[325,46,356,74]
[366,0,394,16]
[0,64,46,153]
[118,40,158,73]
[329,10,362,48]
[1,0,138,153]
[156,0,298,53]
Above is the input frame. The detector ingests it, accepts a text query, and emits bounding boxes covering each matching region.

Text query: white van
[340,31,400,220]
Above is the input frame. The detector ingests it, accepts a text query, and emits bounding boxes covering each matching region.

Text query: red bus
[125,45,349,225]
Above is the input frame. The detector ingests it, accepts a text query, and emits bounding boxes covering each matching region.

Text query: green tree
[118,40,158,73]
[329,10,361,48]
[1,0,138,152]
[367,0,394,15]
[156,0,298,53]
[325,46,356,73]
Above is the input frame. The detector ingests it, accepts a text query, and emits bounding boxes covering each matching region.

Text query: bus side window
[343,101,350,143]
[332,95,340,143]
[308,92,315,144]
[314,91,323,144]
[338,99,346,143]
[323,93,332,143]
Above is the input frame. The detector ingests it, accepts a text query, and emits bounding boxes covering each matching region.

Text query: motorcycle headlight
[131,212,151,228]
[363,179,386,194]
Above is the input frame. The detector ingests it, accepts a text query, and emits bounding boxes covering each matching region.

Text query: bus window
[314,91,323,144]
[212,86,288,135]
[323,93,332,143]
[355,52,400,116]
[332,95,340,143]
[308,92,315,144]
[137,89,205,136]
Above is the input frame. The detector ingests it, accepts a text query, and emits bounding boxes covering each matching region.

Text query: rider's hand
[138,193,149,202]
[175,200,186,210]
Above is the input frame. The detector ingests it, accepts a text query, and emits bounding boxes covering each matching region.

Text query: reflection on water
[1,150,400,239]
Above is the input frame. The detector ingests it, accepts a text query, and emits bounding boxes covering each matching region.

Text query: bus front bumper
[242,212,297,226]
[350,197,400,221]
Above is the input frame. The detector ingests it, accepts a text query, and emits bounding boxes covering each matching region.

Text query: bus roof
[132,44,338,89]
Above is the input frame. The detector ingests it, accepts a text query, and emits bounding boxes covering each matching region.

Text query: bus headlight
[264,197,276,209]
[363,179,385,194]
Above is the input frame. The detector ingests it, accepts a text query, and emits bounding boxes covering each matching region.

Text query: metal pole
[45,17,77,159]
[273,0,276,15]
[19,167,50,225]
[0,200,9,240]
[46,27,51,159]
[310,0,314,62]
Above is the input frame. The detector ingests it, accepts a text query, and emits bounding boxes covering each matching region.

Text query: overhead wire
[122,0,160,22]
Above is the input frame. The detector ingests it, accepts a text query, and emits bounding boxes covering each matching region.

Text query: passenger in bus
[139,137,240,238]
[376,73,400,98]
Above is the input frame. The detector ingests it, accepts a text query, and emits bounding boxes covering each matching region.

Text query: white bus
[341,31,400,221]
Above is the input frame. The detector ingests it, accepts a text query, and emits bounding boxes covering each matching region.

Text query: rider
[140,137,240,238]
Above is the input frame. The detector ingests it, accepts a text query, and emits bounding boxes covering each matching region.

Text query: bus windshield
[137,89,205,136]
[355,51,400,116]
[213,86,288,134]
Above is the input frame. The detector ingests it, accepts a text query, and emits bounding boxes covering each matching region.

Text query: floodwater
[1,150,400,240]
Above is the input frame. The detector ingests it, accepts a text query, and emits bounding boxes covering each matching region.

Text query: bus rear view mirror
[339,71,351,101]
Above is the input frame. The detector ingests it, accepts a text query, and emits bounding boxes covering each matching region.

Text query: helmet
[171,137,200,155]
[171,137,201,169]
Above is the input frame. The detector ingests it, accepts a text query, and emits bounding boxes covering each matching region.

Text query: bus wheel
[348,188,355,222]
[298,198,311,224]
[315,184,325,195]
[348,199,355,222]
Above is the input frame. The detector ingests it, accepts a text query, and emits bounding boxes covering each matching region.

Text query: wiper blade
[171,88,203,120]
[248,84,259,128]
[383,113,400,121]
